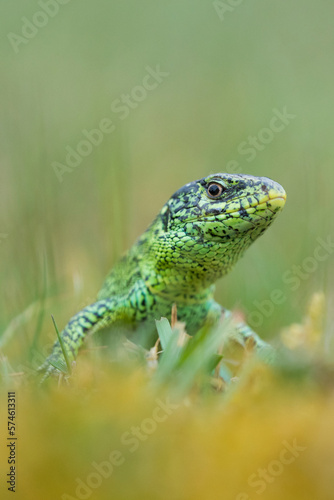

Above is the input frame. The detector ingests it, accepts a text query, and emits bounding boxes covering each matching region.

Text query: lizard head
[166,173,286,243]
[144,173,286,290]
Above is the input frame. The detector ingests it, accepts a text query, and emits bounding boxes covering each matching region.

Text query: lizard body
[41,173,286,375]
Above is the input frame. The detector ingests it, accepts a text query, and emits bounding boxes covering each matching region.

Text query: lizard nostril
[261,184,267,192]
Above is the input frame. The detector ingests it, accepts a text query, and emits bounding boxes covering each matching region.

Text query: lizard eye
[207,182,224,199]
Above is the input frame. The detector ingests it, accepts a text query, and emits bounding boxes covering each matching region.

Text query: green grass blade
[155,317,173,350]
[51,315,71,375]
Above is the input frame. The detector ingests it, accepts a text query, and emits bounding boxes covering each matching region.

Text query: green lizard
[40,173,286,377]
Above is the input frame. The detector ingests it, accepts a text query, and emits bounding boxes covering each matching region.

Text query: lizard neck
[132,206,245,298]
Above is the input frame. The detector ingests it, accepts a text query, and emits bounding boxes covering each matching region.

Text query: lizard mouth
[240,192,286,216]
[191,189,286,240]
[225,189,287,215]
[184,190,287,223]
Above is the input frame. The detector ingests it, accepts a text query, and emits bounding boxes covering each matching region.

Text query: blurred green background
[1,0,333,361]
